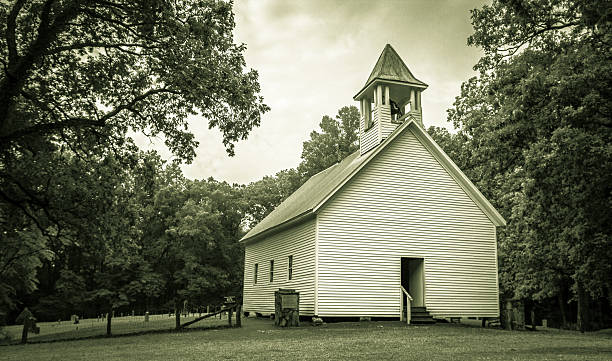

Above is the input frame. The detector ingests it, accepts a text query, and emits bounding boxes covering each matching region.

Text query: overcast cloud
[134,0,487,184]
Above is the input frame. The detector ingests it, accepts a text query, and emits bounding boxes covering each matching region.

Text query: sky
[134,0,488,185]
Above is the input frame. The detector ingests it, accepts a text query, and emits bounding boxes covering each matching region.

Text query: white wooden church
[241,44,506,323]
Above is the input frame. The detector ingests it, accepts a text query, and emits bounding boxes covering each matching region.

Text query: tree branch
[497,22,580,56]
[0,0,78,132]
[81,8,152,41]
[5,0,27,66]
[45,42,159,56]
[0,188,49,238]
[1,87,179,144]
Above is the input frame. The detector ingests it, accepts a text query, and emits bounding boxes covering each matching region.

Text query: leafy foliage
[0,221,51,314]
[298,105,360,179]
[242,169,301,226]
[0,0,269,158]
[242,105,360,226]
[468,0,610,72]
[0,0,268,323]
[445,0,612,330]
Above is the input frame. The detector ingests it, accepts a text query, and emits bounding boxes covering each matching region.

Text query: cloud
[133,0,487,184]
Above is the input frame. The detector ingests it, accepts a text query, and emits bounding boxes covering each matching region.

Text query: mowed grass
[2,313,228,343]
[2,318,611,361]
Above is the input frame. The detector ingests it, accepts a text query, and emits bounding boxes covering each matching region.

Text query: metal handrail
[401,286,413,324]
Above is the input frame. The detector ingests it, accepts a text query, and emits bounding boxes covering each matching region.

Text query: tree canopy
[446,0,611,330]
[0,0,269,158]
[298,105,359,179]
[0,0,270,243]
[0,0,268,326]
[243,105,360,225]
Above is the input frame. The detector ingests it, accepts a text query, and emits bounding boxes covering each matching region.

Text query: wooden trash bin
[275,289,299,327]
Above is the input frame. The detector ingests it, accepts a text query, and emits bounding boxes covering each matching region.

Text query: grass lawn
[2,318,611,360]
[2,313,228,343]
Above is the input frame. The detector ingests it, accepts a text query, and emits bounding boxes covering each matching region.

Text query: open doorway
[401,257,424,307]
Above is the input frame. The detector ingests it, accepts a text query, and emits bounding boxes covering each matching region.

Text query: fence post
[21,317,30,344]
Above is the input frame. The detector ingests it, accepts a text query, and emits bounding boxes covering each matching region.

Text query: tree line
[0,0,269,336]
[0,1,358,336]
[429,0,611,331]
[1,0,610,336]
[1,102,358,334]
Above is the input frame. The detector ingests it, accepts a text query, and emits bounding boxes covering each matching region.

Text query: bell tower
[354,44,428,155]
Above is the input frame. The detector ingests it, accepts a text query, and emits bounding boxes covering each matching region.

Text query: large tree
[0,0,269,237]
[0,0,268,158]
[449,0,611,330]
[143,175,244,329]
[0,0,268,319]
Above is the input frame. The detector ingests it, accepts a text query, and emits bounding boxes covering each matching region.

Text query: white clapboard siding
[378,105,395,140]
[242,219,316,315]
[317,127,499,318]
[408,110,422,127]
[360,119,379,155]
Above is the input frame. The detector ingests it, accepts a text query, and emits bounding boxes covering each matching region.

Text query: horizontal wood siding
[243,219,316,315]
[408,110,422,127]
[360,116,379,155]
[317,128,499,318]
[378,105,396,140]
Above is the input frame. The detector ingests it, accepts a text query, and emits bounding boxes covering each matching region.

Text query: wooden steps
[408,306,436,324]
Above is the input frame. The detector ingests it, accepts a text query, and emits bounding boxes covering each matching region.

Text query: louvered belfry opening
[354,44,428,155]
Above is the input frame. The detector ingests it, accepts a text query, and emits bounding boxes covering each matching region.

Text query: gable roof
[240,150,369,243]
[241,119,506,243]
[354,44,428,100]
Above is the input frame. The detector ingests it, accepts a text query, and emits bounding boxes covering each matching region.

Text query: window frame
[254,263,258,284]
[269,260,274,283]
[288,255,293,280]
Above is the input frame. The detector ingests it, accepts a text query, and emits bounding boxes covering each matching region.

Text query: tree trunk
[106,308,113,337]
[595,299,604,330]
[175,300,181,330]
[558,291,568,329]
[577,284,590,332]
[20,317,30,344]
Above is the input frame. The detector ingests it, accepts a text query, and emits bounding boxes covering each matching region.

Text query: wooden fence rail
[180,304,241,329]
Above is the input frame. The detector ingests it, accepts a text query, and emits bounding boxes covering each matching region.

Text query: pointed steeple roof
[354,44,427,100]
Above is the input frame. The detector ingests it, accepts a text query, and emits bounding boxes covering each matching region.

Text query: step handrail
[401,286,413,324]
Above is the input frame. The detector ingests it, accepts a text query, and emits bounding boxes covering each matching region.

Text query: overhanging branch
[5,0,27,65]
[0,87,180,144]
[496,21,580,57]
[46,42,160,56]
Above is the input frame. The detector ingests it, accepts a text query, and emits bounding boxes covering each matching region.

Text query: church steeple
[354,44,428,155]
